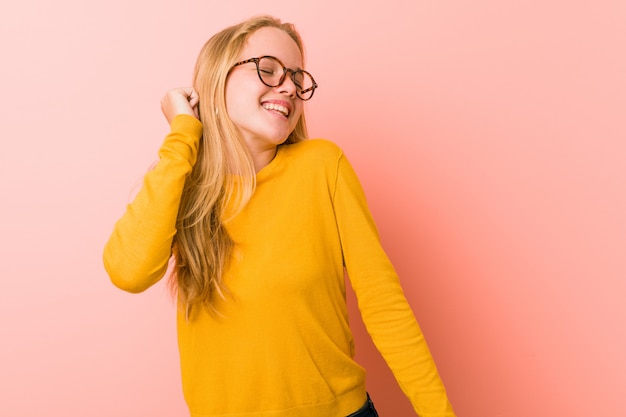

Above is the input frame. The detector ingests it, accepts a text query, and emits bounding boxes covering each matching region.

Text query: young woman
[103,15,456,417]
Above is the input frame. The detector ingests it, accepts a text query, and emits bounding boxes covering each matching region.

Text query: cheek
[225,82,241,110]
[225,76,259,111]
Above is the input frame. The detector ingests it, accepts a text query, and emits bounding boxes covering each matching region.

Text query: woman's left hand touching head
[161,87,200,125]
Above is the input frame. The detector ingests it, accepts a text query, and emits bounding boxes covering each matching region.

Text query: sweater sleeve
[103,114,203,293]
[332,152,456,417]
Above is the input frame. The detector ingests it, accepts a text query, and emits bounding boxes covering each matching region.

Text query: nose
[276,69,298,98]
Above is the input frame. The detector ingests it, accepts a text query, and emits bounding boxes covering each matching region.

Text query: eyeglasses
[232,56,318,101]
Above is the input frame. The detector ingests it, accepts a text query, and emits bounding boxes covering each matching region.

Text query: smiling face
[225,27,304,155]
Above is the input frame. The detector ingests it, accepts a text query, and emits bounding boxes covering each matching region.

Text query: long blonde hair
[172,16,309,317]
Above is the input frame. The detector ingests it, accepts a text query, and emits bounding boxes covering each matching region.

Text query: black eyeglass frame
[232,55,318,101]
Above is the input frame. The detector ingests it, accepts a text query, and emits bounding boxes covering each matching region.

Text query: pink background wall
[1,1,624,416]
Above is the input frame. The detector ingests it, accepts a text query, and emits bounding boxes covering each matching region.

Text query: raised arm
[103,89,202,293]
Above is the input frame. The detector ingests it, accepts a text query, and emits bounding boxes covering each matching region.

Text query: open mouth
[262,102,290,117]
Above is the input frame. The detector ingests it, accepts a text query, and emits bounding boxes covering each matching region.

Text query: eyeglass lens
[257,56,315,100]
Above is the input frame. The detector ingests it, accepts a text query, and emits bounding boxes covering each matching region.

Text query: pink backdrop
[1,1,624,416]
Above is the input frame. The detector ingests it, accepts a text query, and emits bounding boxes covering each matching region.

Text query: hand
[160,87,199,125]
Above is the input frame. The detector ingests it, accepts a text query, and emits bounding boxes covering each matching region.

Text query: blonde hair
[172,15,309,317]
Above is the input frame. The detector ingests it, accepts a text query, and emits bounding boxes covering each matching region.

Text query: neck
[249,146,278,173]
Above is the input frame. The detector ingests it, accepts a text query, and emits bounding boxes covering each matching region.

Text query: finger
[178,87,196,99]
[187,89,200,118]
[188,89,199,105]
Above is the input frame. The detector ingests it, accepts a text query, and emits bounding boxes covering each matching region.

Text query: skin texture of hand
[161,87,200,125]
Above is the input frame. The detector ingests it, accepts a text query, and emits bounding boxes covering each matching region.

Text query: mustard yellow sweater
[103,115,455,417]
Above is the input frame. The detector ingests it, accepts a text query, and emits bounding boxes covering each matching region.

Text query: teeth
[262,102,289,117]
